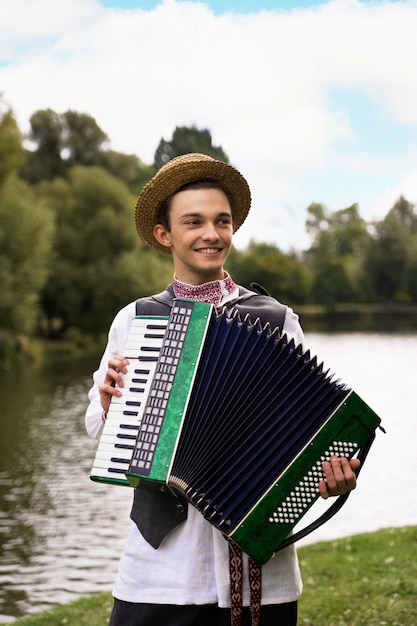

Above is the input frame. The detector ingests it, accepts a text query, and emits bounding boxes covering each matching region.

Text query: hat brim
[135,153,251,254]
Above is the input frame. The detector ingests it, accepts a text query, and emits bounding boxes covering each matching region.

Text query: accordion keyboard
[90,316,168,485]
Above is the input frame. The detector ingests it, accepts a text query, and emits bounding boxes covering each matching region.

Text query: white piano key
[90,315,168,486]
[94,447,133,461]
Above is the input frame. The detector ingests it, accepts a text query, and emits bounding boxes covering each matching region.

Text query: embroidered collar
[173,274,237,307]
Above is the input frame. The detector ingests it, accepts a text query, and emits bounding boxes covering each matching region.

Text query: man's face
[153,187,234,285]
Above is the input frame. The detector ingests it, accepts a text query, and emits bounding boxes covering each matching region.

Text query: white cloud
[1,0,417,249]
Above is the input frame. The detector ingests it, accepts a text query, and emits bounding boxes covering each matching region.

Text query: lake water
[0,332,416,623]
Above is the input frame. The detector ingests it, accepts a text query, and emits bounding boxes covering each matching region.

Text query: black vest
[130,284,288,548]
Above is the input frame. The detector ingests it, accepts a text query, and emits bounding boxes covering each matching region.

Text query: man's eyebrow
[179,211,232,219]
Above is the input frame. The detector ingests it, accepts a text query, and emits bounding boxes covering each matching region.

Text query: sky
[1,0,417,251]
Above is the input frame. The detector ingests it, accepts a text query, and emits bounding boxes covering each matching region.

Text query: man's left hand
[318,456,361,499]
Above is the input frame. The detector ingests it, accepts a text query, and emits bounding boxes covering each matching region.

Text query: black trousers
[108,599,298,626]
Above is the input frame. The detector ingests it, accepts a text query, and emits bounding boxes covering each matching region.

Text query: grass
[298,526,417,626]
[10,526,417,626]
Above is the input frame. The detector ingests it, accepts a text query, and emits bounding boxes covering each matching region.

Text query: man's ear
[153,224,172,249]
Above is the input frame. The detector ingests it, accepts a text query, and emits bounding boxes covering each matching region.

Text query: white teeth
[198,248,220,253]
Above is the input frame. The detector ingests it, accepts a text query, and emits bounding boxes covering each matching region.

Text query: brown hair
[156,179,234,232]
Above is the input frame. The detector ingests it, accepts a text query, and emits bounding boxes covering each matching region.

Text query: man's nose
[202,222,220,240]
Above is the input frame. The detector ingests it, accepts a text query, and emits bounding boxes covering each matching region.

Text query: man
[85,153,359,626]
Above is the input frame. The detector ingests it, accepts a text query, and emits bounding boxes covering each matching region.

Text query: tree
[20,108,66,183]
[97,150,155,192]
[20,109,108,184]
[365,196,417,302]
[20,108,155,193]
[305,203,370,305]
[39,165,172,337]
[61,110,108,165]
[153,126,229,169]
[0,104,24,187]
[0,103,53,338]
[0,176,54,335]
[227,241,312,305]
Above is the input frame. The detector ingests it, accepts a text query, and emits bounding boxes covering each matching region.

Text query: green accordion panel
[229,391,381,564]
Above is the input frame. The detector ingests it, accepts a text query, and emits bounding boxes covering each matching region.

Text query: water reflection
[0,335,417,622]
[0,360,132,622]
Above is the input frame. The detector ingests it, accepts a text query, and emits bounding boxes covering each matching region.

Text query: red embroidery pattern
[228,541,262,626]
[173,275,237,307]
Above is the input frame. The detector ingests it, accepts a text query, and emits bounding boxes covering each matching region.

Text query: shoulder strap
[135,285,174,316]
[225,283,288,333]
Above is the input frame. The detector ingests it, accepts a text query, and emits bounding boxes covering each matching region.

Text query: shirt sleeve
[282,304,306,349]
[85,301,136,441]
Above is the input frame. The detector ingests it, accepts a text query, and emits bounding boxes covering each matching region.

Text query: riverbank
[8,526,416,626]
[297,302,417,332]
[2,302,417,369]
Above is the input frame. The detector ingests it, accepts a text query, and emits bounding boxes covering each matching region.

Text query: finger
[108,356,129,380]
[349,458,361,472]
[99,382,120,413]
[99,357,130,412]
[339,457,358,491]
[109,355,129,373]
[321,457,341,494]
[106,357,130,388]
[318,478,330,500]
[322,456,358,497]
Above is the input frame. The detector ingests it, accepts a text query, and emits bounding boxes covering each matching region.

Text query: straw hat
[134,153,251,253]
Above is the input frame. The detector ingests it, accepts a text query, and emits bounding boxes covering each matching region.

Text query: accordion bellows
[121,299,381,563]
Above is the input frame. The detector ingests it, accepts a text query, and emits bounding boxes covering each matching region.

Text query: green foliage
[97,150,155,192]
[153,125,229,169]
[0,104,24,186]
[364,196,417,303]
[305,203,371,306]
[227,241,312,305]
[20,107,155,193]
[20,109,108,184]
[62,110,108,165]
[0,176,54,334]
[20,108,66,183]
[39,165,172,337]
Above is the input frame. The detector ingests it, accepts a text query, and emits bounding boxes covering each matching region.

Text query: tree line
[1,100,417,352]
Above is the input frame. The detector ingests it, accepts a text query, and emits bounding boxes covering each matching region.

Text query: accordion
[91,298,381,563]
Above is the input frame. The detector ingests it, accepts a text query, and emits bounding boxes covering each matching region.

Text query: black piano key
[110,457,131,465]
[146,324,167,330]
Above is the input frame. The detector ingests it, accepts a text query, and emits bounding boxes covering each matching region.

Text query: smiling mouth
[196,247,222,254]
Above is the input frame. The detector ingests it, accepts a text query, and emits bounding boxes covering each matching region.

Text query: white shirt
[85,290,305,607]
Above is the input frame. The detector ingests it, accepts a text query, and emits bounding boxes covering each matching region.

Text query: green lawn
[11,526,417,626]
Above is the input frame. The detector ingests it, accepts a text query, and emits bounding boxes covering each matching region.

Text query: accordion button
[176,503,185,514]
